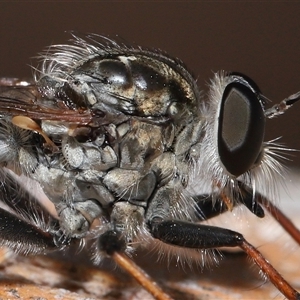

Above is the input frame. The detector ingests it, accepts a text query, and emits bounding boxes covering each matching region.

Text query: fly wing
[0,78,93,124]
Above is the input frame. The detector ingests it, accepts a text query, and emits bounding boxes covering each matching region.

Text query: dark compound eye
[217,76,265,177]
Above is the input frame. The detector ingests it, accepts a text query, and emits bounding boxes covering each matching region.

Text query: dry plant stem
[112,252,173,300]
[260,197,300,245]
[240,240,300,300]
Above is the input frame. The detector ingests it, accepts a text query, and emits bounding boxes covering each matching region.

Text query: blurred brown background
[0,2,300,167]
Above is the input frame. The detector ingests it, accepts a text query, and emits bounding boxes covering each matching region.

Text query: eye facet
[217,75,265,177]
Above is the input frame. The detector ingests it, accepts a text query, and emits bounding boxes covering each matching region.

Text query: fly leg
[149,217,300,300]
[194,184,265,220]
[96,201,173,300]
[198,181,300,248]
[98,230,173,300]
[0,170,68,254]
[0,206,57,254]
[102,183,262,300]
[257,191,300,246]
[235,183,300,246]
[192,184,300,299]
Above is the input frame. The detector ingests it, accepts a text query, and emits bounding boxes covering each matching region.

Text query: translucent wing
[0,78,93,124]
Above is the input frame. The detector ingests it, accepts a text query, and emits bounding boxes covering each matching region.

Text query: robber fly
[0,33,300,300]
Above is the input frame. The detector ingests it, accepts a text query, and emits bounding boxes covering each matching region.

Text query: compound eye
[217,79,265,177]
